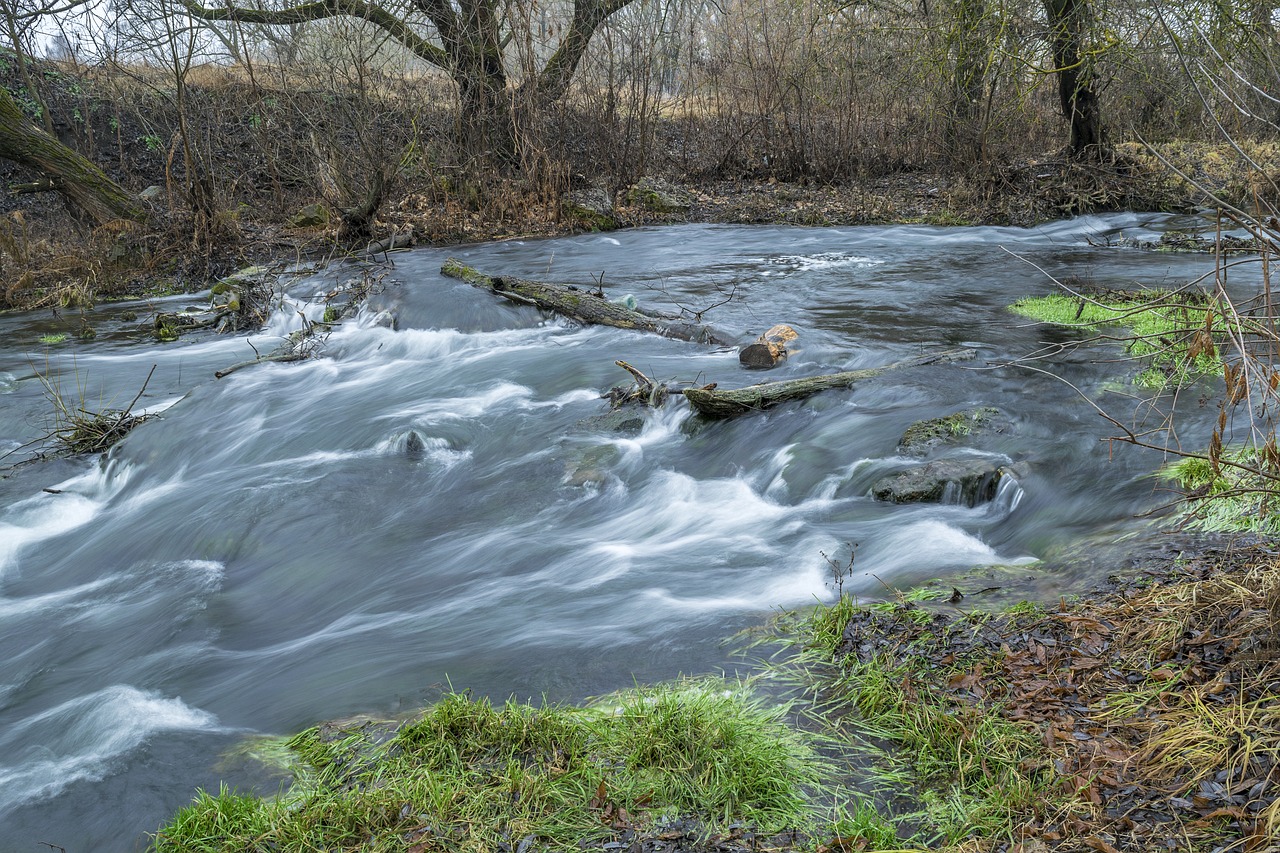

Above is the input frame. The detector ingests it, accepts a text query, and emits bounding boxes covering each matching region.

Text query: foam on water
[377,432,472,467]
[0,686,219,810]
[333,320,564,365]
[765,252,884,272]
[855,519,1002,580]
[383,381,535,423]
[641,559,828,612]
[0,461,134,576]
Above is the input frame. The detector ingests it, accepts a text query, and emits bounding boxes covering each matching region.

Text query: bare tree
[1043,0,1104,157]
[179,0,643,169]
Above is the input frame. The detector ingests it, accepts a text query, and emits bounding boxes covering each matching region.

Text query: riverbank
[784,536,1280,852]
[0,54,1269,312]
[150,535,1280,853]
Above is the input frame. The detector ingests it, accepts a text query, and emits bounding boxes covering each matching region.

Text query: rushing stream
[0,215,1238,849]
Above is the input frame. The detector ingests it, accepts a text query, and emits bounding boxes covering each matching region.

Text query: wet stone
[871,456,1009,506]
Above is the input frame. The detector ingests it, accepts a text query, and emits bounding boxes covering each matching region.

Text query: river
[0,216,1233,849]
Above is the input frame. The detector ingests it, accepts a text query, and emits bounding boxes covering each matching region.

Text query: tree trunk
[0,87,144,224]
[440,259,732,344]
[1043,0,1104,159]
[457,70,517,170]
[946,0,989,165]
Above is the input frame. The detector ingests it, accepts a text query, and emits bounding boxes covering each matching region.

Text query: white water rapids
[0,216,1235,848]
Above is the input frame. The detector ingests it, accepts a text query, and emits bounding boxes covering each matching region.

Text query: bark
[946,0,989,164]
[739,324,798,369]
[0,87,144,225]
[440,259,732,344]
[457,66,515,168]
[683,348,977,418]
[1044,0,1104,159]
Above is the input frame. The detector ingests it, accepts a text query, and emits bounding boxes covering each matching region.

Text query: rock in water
[872,457,1010,506]
[898,407,1009,455]
[405,431,425,455]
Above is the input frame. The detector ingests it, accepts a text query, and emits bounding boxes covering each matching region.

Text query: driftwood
[683,348,977,418]
[608,360,670,408]
[739,324,798,369]
[214,351,310,379]
[441,259,731,345]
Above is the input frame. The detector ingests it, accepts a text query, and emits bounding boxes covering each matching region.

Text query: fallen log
[683,348,977,418]
[739,323,798,369]
[441,259,731,345]
[608,360,670,408]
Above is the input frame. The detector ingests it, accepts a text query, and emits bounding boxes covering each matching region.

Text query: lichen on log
[440,259,730,345]
[0,86,144,224]
[684,348,977,418]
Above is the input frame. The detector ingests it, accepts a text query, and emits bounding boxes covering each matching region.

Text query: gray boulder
[289,202,330,228]
[562,187,619,230]
[626,177,692,214]
[872,456,1010,506]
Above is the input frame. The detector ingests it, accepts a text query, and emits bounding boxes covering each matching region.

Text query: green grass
[39,332,68,345]
[762,597,1056,849]
[1008,291,1222,389]
[836,654,1051,845]
[1160,448,1280,534]
[153,681,829,852]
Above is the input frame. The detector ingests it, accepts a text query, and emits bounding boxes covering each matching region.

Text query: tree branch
[181,0,451,69]
[527,0,640,101]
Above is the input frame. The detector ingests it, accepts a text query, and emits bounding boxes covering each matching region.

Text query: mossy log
[441,258,730,345]
[0,87,144,224]
[684,348,977,418]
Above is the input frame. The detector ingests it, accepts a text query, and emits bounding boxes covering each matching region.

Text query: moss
[1009,291,1222,389]
[562,199,619,231]
[440,258,492,286]
[899,407,1001,452]
[322,306,340,323]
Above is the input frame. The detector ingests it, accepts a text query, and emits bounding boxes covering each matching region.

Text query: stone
[139,185,162,201]
[289,202,330,228]
[578,411,647,436]
[872,456,1010,506]
[898,407,1010,455]
[626,177,692,214]
[562,187,619,230]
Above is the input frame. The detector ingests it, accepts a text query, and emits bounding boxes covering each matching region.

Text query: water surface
[0,216,1234,848]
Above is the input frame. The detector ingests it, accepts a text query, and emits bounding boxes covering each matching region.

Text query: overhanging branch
[181,0,451,69]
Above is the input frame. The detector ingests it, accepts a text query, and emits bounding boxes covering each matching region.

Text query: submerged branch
[441,259,732,345]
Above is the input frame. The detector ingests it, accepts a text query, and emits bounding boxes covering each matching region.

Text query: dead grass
[792,542,1280,852]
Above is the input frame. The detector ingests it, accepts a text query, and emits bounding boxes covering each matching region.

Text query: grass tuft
[1160,447,1280,534]
[153,680,828,852]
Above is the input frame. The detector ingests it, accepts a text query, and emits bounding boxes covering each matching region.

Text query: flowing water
[0,215,1239,848]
